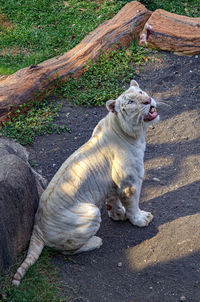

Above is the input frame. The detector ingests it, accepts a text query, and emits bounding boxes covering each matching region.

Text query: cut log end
[143,9,200,55]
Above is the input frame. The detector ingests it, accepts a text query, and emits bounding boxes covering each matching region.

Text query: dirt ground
[27,51,200,302]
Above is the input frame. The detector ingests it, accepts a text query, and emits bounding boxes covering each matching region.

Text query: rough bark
[0,1,150,121]
[140,9,200,55]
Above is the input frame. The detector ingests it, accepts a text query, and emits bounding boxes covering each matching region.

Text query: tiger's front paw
[128,210,153,227]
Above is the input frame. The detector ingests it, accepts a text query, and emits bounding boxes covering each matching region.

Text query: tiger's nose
[143,97,151,105]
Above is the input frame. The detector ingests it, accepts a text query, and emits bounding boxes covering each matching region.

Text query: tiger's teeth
[150,107,156,113]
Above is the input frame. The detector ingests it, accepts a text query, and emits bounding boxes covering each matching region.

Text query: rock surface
[0,139,47,273]
[0,1,150,121]
[140,9,200,55]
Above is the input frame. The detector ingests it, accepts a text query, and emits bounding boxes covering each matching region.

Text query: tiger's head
[106,80,159,138]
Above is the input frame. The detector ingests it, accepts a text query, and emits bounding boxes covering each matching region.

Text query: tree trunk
[141,9,200,55]
[0,1,151,121]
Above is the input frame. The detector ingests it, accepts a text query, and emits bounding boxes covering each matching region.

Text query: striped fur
[13,80,159,285]
[13,228,44,286]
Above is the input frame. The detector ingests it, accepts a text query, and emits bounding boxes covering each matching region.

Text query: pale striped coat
[13,80,159,285]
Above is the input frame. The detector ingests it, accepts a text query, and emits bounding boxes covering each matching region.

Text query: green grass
[148,0,200,16]
[0,0,199,75]
[61,43,149,106]
[0,65,16,75]
[0,98,71,145]
[0,0,127,75]
[0,248,66,302]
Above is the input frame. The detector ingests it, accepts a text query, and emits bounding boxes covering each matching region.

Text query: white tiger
[13,80,159,285]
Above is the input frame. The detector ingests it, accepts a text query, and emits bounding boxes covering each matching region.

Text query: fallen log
[140,9,200,55]
[0,1,151,121]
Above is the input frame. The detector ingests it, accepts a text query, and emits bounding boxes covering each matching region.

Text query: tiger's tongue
[145,107,158,121]
[147,111,158,120]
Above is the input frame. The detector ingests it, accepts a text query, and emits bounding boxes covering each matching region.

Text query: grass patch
[0,248,66,302]
[0,65,16,75]
[0,99,70,145]
[0,0,127,75]
[145,0,200,16]
[61,43,149,106]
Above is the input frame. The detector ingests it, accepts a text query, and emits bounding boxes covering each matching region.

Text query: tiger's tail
[12,230,44,286]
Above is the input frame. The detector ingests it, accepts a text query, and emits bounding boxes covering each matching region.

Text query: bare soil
[27,51,200,302]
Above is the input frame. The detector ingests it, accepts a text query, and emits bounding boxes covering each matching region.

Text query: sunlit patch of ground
[142,154,200,201]
[151,84,182,101]
[147,109,200,144]
[126,213,200,271]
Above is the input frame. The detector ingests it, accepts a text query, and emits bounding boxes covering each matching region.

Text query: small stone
[195,55,198,58]
[117,262,122,267]
[180,295,186,302]
[153,177,160,182]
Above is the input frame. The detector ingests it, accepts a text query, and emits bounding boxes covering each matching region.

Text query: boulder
[0,139,47,272]
[140,9,200,55]
[0,1,151,121]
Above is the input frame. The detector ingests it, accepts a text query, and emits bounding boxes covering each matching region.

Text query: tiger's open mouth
[144,106,158,121]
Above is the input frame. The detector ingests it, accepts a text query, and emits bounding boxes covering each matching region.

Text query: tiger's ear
[106,100,120,113]
[130,80,139,88]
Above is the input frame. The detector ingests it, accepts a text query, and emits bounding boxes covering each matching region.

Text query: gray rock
[0,139,47,272]
[0,138,47,196]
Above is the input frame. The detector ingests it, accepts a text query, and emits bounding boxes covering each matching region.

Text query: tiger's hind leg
[74,236,102,254]
[58,202,102,255]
